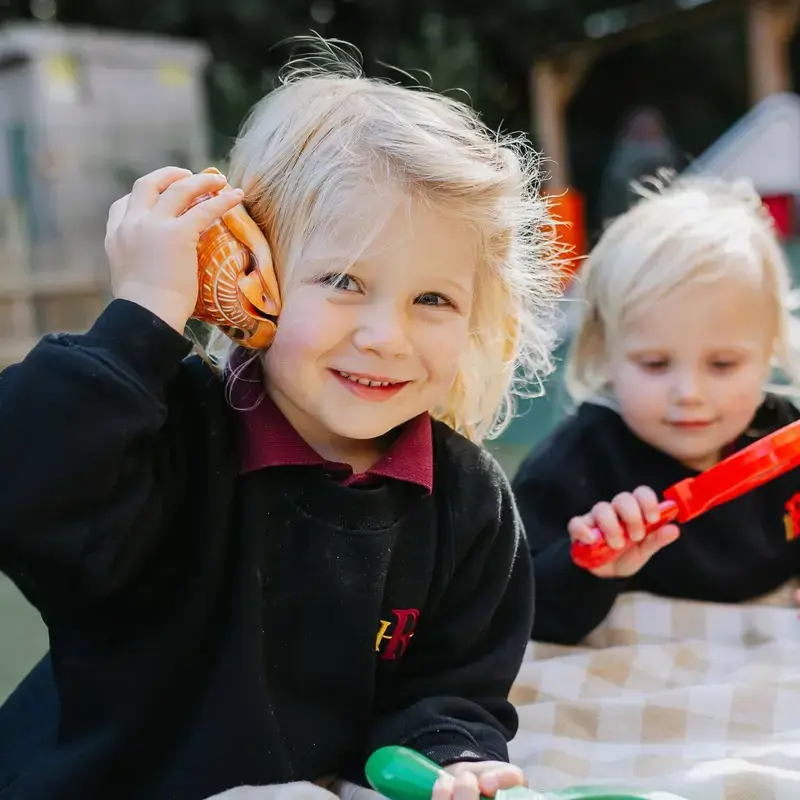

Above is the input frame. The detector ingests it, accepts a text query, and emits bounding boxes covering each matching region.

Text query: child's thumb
[640,524,680,560]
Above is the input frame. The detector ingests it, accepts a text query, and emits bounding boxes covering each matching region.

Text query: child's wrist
[114,284,192,334]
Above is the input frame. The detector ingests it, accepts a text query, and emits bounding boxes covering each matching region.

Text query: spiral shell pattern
[189,167,281,349]
[194,219,257,331]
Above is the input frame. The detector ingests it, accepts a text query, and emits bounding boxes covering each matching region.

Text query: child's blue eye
[415,292,452,308]
[319,273,358,292]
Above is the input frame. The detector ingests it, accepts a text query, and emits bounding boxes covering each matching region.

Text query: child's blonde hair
[566,171,800,404]
[206,39,562,443]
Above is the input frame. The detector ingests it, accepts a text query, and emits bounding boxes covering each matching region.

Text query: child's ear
[192,167,282,350]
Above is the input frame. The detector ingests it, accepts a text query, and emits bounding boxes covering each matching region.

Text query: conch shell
[189,167,281,348]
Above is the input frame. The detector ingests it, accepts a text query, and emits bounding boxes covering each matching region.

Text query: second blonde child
[513,175,800,644]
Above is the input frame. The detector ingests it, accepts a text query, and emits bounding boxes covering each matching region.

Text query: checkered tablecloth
[508,582,800,800]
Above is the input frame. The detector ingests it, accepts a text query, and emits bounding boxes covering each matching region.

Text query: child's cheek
[268,299,340,364]
[614,364,661,409]
[712,376,764,427]
[428,326,468,396]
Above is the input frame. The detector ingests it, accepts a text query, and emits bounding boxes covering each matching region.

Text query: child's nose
[352,305,414,358]
[671,369,704,404]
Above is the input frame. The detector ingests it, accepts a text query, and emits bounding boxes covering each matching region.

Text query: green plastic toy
[364,746,690,800]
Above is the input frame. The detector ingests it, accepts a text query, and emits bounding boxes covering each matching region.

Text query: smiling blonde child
[0,42,560,800]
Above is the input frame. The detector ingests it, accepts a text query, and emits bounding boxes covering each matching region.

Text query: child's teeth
[338,371,393,387]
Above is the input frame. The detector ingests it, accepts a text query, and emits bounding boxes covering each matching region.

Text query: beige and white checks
[509,582,800,800]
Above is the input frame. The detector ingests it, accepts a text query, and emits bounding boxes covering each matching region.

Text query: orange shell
[189,167,281,349]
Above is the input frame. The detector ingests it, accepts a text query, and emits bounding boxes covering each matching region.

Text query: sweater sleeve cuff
[546,538,629,594]
[563,552,629,591]
[81,299,194,391]
[412,732,507,767]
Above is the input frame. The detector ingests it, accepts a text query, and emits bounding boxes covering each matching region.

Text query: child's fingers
[156,170,229,217]
[432,775,456,800]
[477,766,526,795]
[632,485,662,524]
[591,501,627,550]
[127,166,193,214]
[179,188,245,236]
[568,514,602,544]
[453,771,480,800]
[611,492,646,543]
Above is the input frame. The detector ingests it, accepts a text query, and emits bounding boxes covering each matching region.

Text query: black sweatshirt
[0,299,532,800]
[512,398,800,645]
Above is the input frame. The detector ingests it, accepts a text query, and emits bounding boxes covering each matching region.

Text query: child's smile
[331,369,411,401]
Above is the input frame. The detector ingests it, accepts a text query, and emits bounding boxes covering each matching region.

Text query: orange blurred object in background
[546,188,586,289]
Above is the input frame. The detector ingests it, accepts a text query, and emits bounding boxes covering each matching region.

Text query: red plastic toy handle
[569,416,800,572]
[570,500,679,570]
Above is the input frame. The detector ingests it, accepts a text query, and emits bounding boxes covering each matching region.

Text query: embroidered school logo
[375,608,419,660]
[783,492,800,541]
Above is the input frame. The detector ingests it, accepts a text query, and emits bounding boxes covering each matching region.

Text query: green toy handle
[365,746,542,800]
[364,745,690,800]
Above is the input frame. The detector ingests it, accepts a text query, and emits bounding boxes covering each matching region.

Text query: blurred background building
[0,22,209,368]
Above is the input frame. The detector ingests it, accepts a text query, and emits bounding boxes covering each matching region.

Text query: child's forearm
[0,299,191,617]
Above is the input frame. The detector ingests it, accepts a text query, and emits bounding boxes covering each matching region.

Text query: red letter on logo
[381,608,420,660]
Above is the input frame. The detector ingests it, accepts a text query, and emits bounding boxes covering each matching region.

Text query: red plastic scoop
[571,417,800,570]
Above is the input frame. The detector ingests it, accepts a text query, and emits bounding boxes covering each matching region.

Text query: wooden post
[747,0,800,103]
[530,49,595,190]
[531,61,568,188]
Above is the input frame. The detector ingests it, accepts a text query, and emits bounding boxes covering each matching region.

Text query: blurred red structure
[761,194,795,239]
[547,188,586,287]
